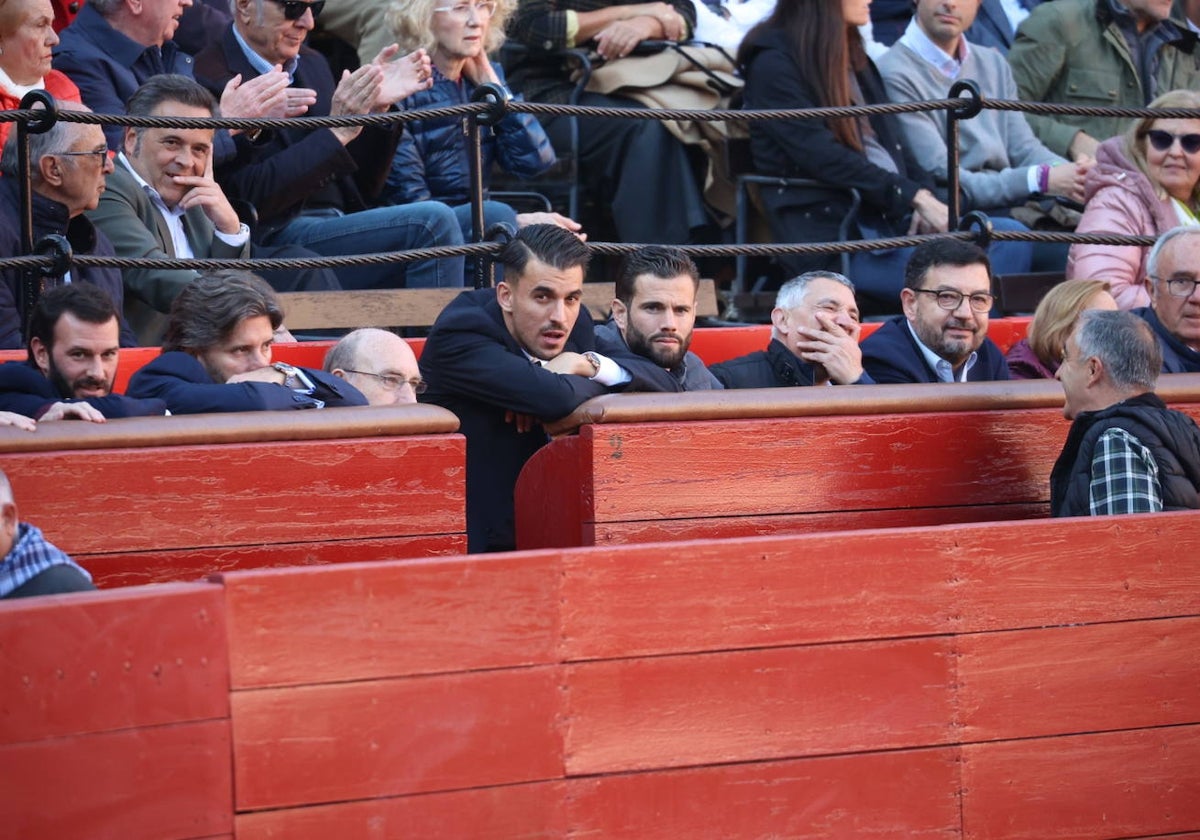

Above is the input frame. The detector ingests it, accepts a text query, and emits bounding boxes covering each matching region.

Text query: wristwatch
[273,362,316,395]
[583,351,602,376]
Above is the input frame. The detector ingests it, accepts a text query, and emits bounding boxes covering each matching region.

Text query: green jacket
[1008,0,1200,157]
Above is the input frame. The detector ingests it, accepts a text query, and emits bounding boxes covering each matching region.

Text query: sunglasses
[1146,129,1200,155]
[266,0,324,20]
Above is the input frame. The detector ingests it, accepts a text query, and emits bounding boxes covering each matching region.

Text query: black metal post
[16,90,61,333]
[468,82,511,289]
[945,80,982,231]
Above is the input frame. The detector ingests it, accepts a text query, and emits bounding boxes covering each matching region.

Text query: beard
[913,316,982,368]
[625,322,689,370]
[47,357,111,399]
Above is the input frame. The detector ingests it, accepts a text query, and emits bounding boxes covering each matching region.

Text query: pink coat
[1066,136,1181,310]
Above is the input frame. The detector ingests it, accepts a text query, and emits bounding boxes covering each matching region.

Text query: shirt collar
[232,23,300,80]
[905,318,978,382]
[897,17,969,80]
[118,153,185,218]
[0,65,44,98]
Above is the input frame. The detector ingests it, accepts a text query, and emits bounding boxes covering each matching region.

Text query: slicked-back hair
[25,283,119,359]
[126,74,219,119]
[775,270,855,311]
[0,102,93,180]
[904,238,993,290]
[498,224,590,285]
[615,245,699,305]
[1075,309,1161,392]
[162,271,283,354]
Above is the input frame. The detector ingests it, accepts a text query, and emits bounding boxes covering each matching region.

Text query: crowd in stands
[1,0,1200,588]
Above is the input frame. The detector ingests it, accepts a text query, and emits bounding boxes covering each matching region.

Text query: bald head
[0,469,16,561]
[324,328,422,405]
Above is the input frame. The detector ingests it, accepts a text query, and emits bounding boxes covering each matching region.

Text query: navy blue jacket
[712,338,875,388]
[0,179,136,350]
[0,360,166,419]
[1135,306,1200,373]
[127,351,366,414]
[861,315,1011,383]
[421,288,673,552]
[382,63,555,206]
[965,0,1046,51]
[194,26,400,237]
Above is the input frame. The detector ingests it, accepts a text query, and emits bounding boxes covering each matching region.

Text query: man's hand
[39,402,106,423]
[227,366,287,385]
[1047,159,1093,204]
[373,46,433,107]
[1068,131,1100,163]
[516,212,586,240]
[174,149,242,234]
[908,188,949,235]
[543,351,594,376]
[594,16,661,59]
[330,64,386,144]
[0,410,35,431]
[504,409,538,433]
[220,69,318,127]
[794,311,864,385]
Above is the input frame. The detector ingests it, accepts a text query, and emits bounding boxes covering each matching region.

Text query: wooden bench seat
[4,512,1199,838]
[516,375,1200,549]
[0,406,467,587]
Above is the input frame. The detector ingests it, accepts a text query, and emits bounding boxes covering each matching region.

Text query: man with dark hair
[1136,226,1200,372]
[595,245,722,390]
[127,270,365,413]
[87,74,337,345]
[0,102,136,350]
[712,271,873,388]
[0,284,165,421]
[421,224,663,552]
[0,469,95,599]
[862,238,1011,383]
[1052,309,1200,516]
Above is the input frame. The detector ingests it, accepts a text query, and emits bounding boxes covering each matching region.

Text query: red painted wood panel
[4,435,464,555]
[232,666,564,810]
[563,639,956,775]
[567,748,961,839]
[515,435,590,550]
[583,410,1068,523]
[962,725,1200,840]
[0,719,233,840]
[221,554,560,689]
[235,781,567,840]
[80,533,466,589]
[957,617,1200,742]
[0,584,227,743]
[587,502,1047,547]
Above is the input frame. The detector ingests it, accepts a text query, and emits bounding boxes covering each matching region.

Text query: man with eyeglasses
[862,238,1011,383]
[0,102,137,350]
[193,0,467,292]
[1051,308,1200,516]
[712,271,874,388]
[324,328,424,406]
[1136,226,1200,372]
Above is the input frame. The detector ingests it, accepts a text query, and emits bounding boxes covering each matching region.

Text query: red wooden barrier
[516,376,1200,550]
[4,512,1199,838]
[0,406,466,587]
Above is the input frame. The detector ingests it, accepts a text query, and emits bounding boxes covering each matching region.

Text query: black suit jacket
[420,289,620,552]
[126,351,366,414]
[0,361,166,419]
[861,316,1011,384]
[193,26,400,237]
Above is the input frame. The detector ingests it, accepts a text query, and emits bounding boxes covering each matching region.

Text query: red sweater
[0,70,83,149]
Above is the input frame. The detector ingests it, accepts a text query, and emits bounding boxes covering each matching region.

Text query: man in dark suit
[0,285,166,422]
[862,238,1011,383]
[193,0,465,291]
[127,270,366,413]
[965,0,1044,51]
[421,225,652,553]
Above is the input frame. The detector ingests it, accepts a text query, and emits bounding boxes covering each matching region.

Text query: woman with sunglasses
[382,0,581,242]
[1068,89,1200,310]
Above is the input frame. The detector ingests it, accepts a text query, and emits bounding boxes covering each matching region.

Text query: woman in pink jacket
[1067,90,1200,310]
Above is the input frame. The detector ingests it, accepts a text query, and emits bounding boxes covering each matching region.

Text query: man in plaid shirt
[0,470,94,599]
[1051,309,1200,516]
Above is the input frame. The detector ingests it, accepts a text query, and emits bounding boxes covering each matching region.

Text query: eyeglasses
[342,369,427,394]
[266,0,324,21]
[911,288,994,313]
[1146,129,1200,155]
[1149,273,1200,298]
[55,148,109,164]
[432,1,497,19]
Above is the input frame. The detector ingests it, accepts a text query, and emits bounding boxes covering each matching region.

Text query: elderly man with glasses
[0,102,137,349]
[1136,226,1200,372]
[193,0,467,292]
[323,328,425,406]
[862,238,1011,383]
